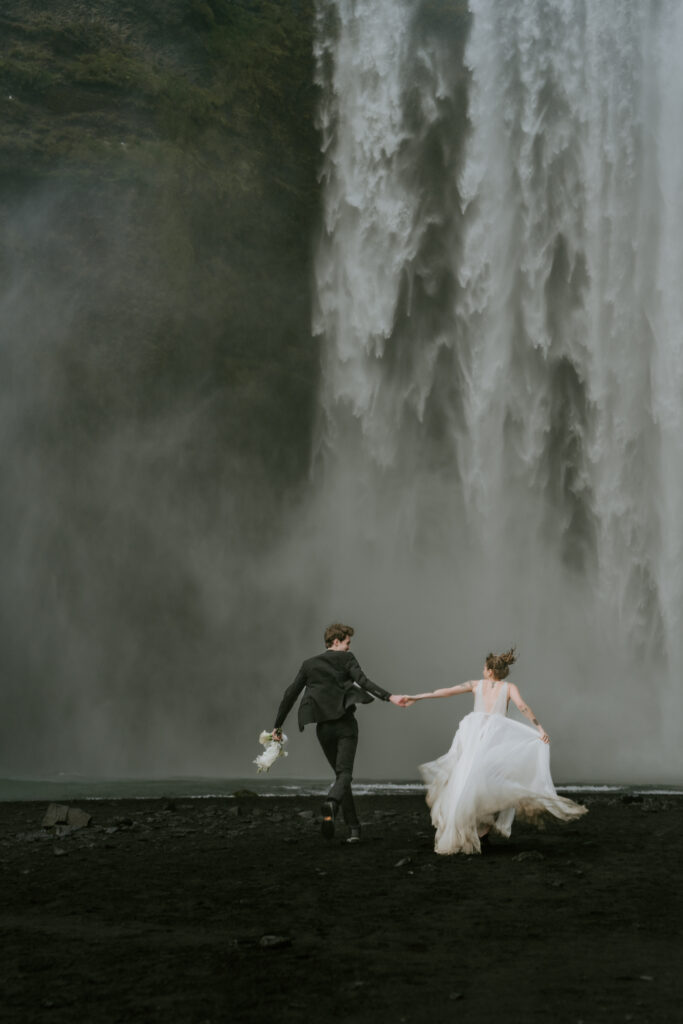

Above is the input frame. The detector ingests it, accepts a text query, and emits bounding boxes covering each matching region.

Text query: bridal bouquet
[253,730,288,773]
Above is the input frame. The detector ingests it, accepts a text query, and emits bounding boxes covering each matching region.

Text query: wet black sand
[1,792,682,1023]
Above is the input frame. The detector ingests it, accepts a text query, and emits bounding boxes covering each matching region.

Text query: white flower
[253,730,288,773]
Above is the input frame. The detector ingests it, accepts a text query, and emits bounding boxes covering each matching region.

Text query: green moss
[0,0,321,485]
[0,54,60,93]
[70,50,153,90]
[189,1,216,30]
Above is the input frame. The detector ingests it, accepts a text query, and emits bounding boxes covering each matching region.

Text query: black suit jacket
[274,650,391,732]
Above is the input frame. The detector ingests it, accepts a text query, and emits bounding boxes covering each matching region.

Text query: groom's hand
[389,694,411,707]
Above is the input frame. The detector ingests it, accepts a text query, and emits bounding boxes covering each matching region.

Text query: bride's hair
[485,647,517,680]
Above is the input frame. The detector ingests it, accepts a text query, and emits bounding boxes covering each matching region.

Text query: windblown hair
[324,623,355,648]
[485,647,517,680]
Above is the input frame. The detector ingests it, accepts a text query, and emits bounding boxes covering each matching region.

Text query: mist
[0,172,316,777]
[2,0,681,786]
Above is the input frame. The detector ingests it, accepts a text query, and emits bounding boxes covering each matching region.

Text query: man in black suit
[271,622,406,842]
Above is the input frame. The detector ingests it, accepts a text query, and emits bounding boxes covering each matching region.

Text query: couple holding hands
[269,623,585,854]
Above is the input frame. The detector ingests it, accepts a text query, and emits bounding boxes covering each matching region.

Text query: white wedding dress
[419,680,586,855]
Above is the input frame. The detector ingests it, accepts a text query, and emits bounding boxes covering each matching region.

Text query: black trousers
[316,709,359,826]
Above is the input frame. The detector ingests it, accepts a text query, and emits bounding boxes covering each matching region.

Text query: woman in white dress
[405,649,586,855]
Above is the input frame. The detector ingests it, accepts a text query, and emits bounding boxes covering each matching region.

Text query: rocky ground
[1,792,682,1023]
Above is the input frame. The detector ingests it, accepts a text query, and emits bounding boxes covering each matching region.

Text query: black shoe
[321,800,336,839]
[345,827,361,844]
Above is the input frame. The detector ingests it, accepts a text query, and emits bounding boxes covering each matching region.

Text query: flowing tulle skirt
[419,712,586,855]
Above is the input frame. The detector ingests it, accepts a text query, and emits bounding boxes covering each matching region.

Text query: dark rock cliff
[0,0,320,487]
[0,0,322,770]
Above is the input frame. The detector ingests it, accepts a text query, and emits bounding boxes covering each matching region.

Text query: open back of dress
[473,679,509,716]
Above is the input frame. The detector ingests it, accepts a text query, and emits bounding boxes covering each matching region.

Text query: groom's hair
[324,623,355,648]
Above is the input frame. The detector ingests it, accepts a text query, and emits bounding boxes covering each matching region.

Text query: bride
[403,648,586,855]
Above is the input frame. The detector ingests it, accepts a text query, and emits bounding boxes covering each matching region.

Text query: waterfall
[310,0,683,779]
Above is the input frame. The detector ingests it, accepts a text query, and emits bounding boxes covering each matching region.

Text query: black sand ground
[1,793,681,1023]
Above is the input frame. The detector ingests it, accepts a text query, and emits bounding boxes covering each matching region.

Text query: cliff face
[0,0,322,771]
[0,0,320,485]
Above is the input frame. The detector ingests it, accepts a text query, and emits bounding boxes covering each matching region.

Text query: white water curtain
[309,0,683,778]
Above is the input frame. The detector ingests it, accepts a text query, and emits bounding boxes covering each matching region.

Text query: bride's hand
[538,728,549,743]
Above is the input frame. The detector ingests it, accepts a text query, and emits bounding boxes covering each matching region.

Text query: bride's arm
[405,680,476,702]
[508,683,549,743]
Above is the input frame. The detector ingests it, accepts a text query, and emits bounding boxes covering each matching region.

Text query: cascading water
[309,0,683,779]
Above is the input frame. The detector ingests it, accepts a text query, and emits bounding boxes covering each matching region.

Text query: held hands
[390,694,417,707]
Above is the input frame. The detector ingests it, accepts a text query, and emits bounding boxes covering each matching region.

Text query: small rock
[512,850,545,862]
[394,857,412,868]
[42,804,69,828]
[227,806,241,817]
[66,807,91,829]
[53,847,68,857]
[258,934,291,949]
[297,810,314,820]
[449,992,464,1001]
[42,804,91,831]
[54,825,79,839]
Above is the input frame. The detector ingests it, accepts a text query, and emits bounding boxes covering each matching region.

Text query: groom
[271,623,406,843]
